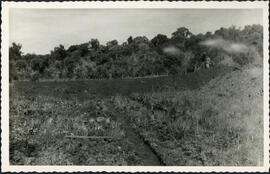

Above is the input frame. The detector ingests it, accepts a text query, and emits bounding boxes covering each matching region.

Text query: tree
[133,36,149,44]
[106,40,118,48]
[241,25,263,56]
[185,34,206,64]
[127,36,133,44]
[89,39,100,50]
[8,24,263,80]
[106,40,121,60]
[9,43,23,61]
[63,50,81,78]
[15,60,26,71]
[171,27,193,50]
[151,34,169,47]
[64,57,76,78]
[30,57,46,73]
[9,43,23,81]
[50,44,67,61]
[172,27,192,40]
[163,50,185,75]
[182,51,194,74]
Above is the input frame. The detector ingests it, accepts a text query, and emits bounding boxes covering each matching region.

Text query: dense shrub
[30,72,39,82]
[9,25,263,81]
[232,49,255,66]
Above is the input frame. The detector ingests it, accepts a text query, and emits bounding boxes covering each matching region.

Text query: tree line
[9,24,263,81]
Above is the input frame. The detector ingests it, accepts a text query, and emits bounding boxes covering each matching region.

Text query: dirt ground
[9,64,263,166]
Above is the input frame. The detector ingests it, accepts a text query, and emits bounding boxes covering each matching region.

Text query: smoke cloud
[163,46,181,56]
[200,38,262,66]
[200,38,249,54]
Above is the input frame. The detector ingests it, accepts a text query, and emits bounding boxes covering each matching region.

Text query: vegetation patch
[110,65,263,166]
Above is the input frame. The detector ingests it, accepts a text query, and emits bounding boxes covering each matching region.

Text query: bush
[30,72,39,82]
[232,49,255,66]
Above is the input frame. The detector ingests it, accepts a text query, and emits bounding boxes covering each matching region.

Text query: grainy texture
[9,64,263,166]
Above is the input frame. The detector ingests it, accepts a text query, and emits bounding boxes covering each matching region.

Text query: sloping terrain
[9,64,263,166]
[116,64,263,165]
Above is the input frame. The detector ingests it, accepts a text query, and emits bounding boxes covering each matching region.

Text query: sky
[9,9,263,54]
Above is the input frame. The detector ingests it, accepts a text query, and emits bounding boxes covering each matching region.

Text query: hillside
[9,62,264,166]
[113,64,264,165]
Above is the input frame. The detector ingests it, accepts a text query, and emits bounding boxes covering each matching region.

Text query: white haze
[199,39,249,54]
[200,38,262,66]
[163,46,181,56]
[164,39,250,57]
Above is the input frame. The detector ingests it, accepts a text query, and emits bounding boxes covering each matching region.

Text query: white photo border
[1,1,269,172]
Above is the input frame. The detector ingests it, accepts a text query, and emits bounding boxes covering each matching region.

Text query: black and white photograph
[1,1,269,172]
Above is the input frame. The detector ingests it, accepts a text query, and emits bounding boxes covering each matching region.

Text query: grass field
[13,66,233,99]
[9,65,264,166]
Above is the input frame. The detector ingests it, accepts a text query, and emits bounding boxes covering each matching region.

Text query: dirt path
[115,111,165,166]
